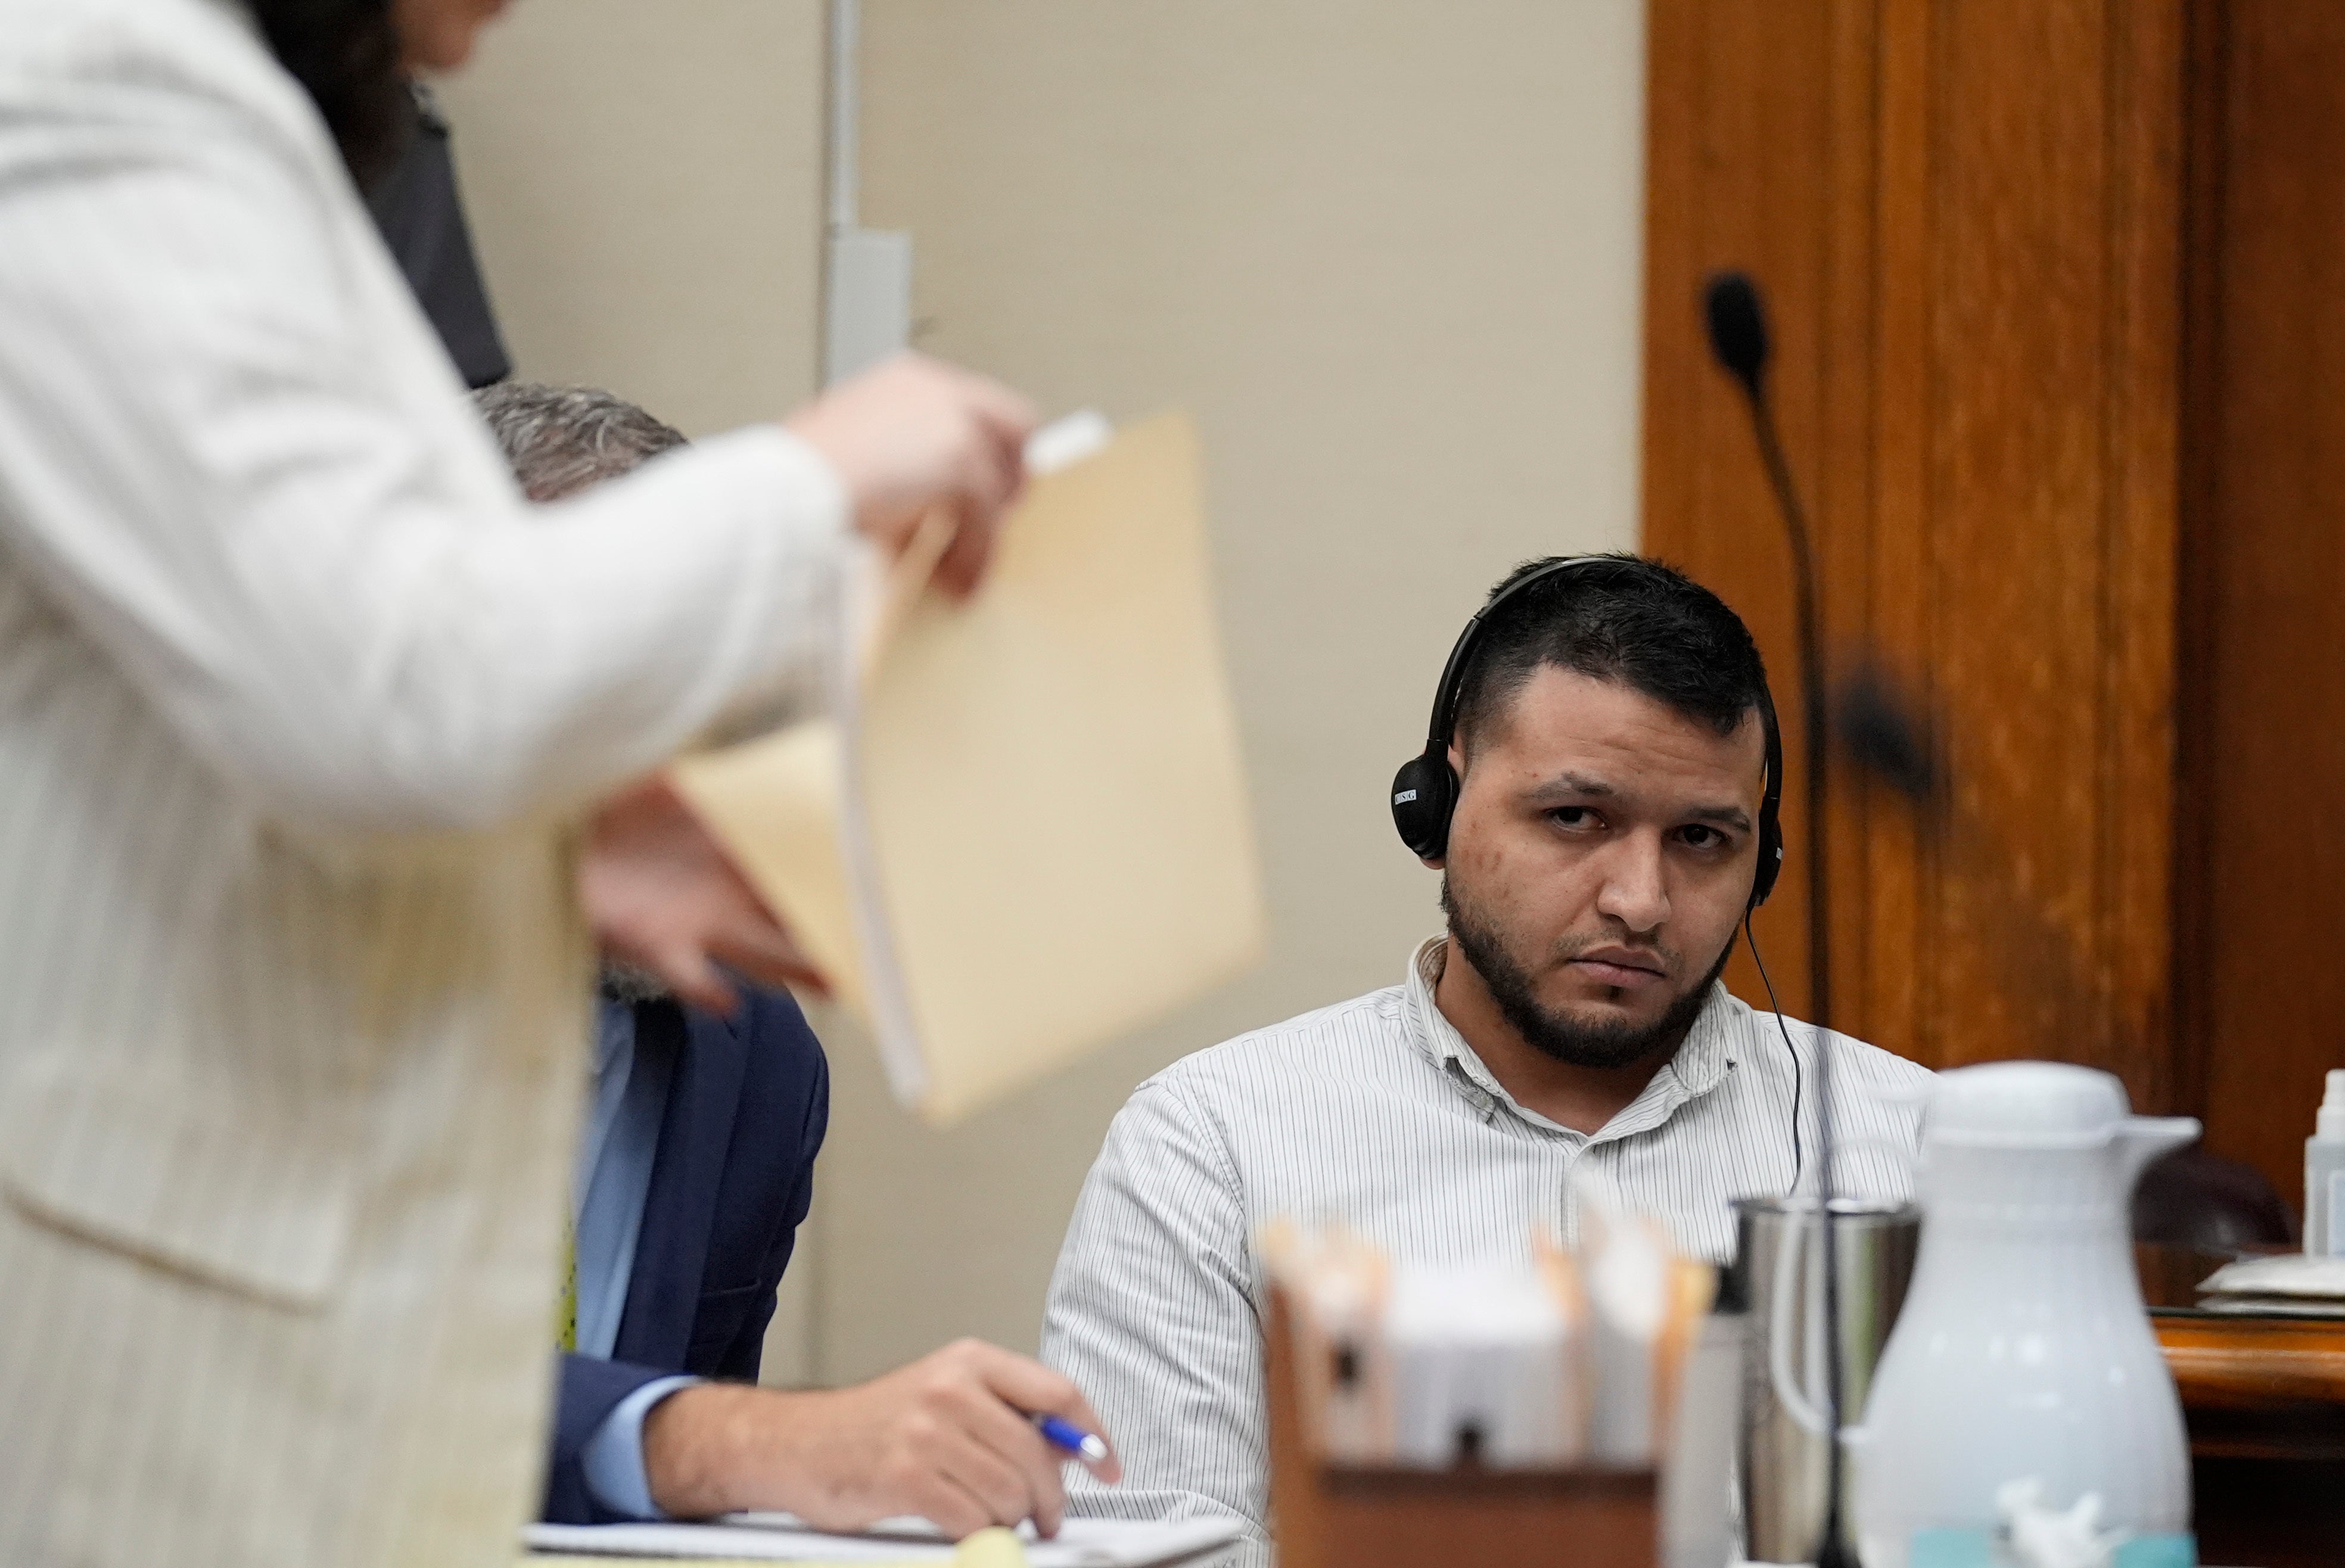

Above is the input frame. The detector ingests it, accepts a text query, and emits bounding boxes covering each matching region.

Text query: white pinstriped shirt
[1042,937,1931,1565]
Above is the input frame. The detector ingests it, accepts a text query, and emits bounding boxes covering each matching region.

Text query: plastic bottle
[2307,1071,2345,1256]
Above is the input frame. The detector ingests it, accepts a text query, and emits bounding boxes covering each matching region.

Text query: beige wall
[433,0,1645,1389]
[436,1,829,436]
[810,0,1648,1383]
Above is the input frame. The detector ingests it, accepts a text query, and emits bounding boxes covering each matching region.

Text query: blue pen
[1034,1414,1111,1464]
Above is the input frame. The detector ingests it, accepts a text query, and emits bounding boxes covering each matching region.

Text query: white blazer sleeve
[0,21,849,834]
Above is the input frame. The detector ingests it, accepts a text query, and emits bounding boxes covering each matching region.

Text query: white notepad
[524,1513,1243,1567]
[670,411,1265,1125]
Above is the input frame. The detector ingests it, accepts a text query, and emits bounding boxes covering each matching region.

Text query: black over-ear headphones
[1388,556,1785,910]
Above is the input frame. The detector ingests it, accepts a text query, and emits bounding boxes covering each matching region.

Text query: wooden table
[2142,1247,2345,1568]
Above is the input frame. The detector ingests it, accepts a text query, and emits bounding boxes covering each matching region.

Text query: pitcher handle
[1767,1208,1833,1437]
[1767,1203,1873,1442]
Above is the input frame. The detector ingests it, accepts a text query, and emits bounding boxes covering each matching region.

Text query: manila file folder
[668,412,1265,1125]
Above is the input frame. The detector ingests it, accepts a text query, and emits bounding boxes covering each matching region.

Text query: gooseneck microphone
[1704,272,1833,1039]
[1704,269,1855,1568]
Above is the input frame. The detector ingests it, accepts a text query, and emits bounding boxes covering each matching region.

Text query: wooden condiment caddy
[1264,1285,1659,1568]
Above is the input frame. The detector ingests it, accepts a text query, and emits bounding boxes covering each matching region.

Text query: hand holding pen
[641,1337,1119,1539]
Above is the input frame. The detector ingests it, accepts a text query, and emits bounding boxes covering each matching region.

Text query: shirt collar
[1402,934,1738,1140]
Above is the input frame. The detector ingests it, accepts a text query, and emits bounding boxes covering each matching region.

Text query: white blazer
[0,2,848,1564]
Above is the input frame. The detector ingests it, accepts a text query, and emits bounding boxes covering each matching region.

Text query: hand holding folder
[670,412,1265,1124]
[581,354,1038,1014]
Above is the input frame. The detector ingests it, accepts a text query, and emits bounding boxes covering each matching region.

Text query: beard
[1441,875,1734,1071]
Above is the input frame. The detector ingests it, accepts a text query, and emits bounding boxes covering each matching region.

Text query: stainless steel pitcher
[1727,1197,1920,1565]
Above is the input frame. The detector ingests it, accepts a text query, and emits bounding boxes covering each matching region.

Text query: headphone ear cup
[1390,752,1459,861]
[1750,819,1784,908]
[1749,701,1786,910]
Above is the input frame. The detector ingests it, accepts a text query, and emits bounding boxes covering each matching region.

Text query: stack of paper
[523,1513,1243,1567]
[2197,1252,2345,1317]
[670,413,1264,1125]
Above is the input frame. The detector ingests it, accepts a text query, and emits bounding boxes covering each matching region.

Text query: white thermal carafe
[1850,1061,2198,1568]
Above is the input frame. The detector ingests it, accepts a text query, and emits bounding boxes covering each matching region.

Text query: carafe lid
[1927,1060,2131,1142]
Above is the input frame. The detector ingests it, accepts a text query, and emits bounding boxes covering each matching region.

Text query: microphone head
[1834,664,1940,810]
[1703,270,1771,400]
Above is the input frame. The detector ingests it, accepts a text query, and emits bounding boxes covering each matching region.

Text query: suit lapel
[611,999,747,1369]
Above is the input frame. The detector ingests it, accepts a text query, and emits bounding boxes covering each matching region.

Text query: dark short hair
[472,382,689,502]
[1453,553,1773,756]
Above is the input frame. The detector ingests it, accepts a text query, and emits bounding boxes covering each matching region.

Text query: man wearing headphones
[1038,555,1930,1564]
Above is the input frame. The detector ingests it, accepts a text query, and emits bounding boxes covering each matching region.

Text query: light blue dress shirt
[574,999,699,1519]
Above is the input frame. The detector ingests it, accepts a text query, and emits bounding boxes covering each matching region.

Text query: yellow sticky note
[953,1527,1030,1568]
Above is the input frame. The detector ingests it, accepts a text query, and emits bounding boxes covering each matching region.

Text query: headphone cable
[1743,911,1805,1195]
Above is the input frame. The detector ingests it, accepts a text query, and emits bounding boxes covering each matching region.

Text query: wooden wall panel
[2184,1,2345,1211]
[1643,0,1873,1044]
[1644,0,2185,1111]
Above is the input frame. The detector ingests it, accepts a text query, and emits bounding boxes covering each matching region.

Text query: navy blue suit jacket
[542,987,829,1522]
